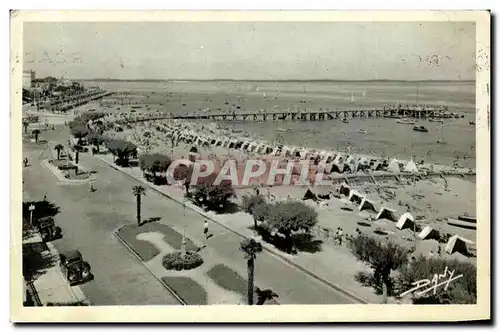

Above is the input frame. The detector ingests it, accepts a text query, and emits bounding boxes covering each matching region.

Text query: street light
[28,204,35,225]
[180,200,187,261]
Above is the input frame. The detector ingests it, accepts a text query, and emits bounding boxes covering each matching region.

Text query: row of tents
[336,183,472,256]
[169,130,421,175]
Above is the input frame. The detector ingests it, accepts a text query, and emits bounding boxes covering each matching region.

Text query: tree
[132,186,146,226]
[107,139,137,166]
[54,144,64,160]
[348,235,408,303]
[88,133,105,154]
[262,201,318,253]
[395,256,476,304]
[172,164,193,195]
[32,129,40,143]
[240,238,263,305]
[192,175,235,212]
[139,153,172,175]
[69,122,89,139]
[23,121,29,134]
[241,194,267,230]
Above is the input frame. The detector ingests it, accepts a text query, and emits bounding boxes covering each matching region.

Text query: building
[22,70,35,89]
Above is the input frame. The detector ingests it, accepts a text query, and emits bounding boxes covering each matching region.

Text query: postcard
[10,10,490,322]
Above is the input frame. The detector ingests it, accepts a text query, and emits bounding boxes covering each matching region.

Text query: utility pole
[29,204,35,225]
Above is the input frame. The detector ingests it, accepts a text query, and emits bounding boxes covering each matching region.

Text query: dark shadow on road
[23,240,56,282]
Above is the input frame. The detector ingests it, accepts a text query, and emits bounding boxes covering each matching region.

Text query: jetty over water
[119,105,449,123]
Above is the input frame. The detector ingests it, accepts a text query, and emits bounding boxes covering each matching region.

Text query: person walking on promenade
[203,219,209,239]
[23,157,28,168]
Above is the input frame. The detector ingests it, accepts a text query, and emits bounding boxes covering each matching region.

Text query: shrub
[106,139,137,166]
[348,234,408,303]
[192,179,235,212]
[259,201,318,253]
[139,153,172,173]
[395,256,476,304]
[241,194,266,215]
[162,251,204,271]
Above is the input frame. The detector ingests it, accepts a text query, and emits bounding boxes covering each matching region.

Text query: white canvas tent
[339,183,351,197]
[359,196,378,212]
[349,191,364,205]
[387,158,401,173]
[396,212,416,230]
[404,159,419,173]
[375,206,398,222]
[418,226,440,240]
[444,235,469,256]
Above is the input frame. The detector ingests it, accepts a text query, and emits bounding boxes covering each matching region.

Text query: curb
[98,155,369,304]
[45,241,90,305]
[113,228,186,305]
[41,159,96,185]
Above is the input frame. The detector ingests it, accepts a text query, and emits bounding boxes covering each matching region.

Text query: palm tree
[32,129,40,143]
[240,238,263,305]
[132,186,146,226]
[54,144,64,160]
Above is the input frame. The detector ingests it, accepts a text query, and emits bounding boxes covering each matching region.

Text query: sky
[23,22,476,81]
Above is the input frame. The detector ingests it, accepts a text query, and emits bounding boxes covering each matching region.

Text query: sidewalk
[23,233,88,306]
[95,154,380,304]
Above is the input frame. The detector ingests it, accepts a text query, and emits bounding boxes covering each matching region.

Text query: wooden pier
[119,105,449,124]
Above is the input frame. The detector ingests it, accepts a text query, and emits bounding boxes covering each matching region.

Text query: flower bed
[161,277,208,305]
[162,251,204,271]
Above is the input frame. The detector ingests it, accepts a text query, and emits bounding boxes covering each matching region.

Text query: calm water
[88,80,476,168]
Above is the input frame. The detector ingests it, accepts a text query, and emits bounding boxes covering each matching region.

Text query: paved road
[23,127,356,304]
[23,132,182,305]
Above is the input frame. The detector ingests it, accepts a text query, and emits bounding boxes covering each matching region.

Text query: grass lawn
[207,264,279,305]
[49,159,71,167]
[117,223,198,261]
[161,277,208,305]
[63,171,91,180]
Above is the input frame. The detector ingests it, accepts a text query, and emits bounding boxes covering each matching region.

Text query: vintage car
[59,250,93,286]
[35,217,62,242]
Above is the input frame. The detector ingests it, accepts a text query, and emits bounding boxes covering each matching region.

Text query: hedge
[162,251,204,271]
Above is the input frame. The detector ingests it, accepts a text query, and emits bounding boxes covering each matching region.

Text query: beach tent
[323,163,335,174]
[375,206,397,222]
[359,196,378,212]
[324,154,335,164]
[444,235,469,256]
[396,212,416,230]
[349,191,364,205]
[330,162,345,174]
[333,154,344,164]
[404,159,419,173]
[387,158,401,173]
[418,226,440,240]
[371,161,386,171]
[248,142,258,152]
[345,155,358,166]
[339,183,351,197]
[271,147,281,156]
[265,146,274,154]
[215,140,223,147]
[302,188,318,202]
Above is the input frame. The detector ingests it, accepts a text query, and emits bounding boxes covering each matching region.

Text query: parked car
[35,217,62,242]
[59,250,93,286]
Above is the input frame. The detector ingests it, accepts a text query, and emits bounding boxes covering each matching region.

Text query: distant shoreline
[77,78,476,84]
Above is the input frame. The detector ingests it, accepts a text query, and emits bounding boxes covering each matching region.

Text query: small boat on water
[396,119,416,125]
[436,138,446,144]
[469,121,476,125]
[429,118,444,123]
[447,218,476,230]
[277,128,287,133]
[413,126,428,132]
[458,215,476,223]
[341,118,349,124]
[358,129,367,134]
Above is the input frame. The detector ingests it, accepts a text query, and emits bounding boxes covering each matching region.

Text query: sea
[86,80,476,168]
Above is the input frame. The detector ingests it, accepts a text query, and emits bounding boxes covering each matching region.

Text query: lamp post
[28,204,35,225]
[180,200,187,261]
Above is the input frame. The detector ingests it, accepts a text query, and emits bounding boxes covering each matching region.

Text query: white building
[22,70,35,89]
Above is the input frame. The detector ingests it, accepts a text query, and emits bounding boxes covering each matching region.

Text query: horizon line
[74,78,475,83]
